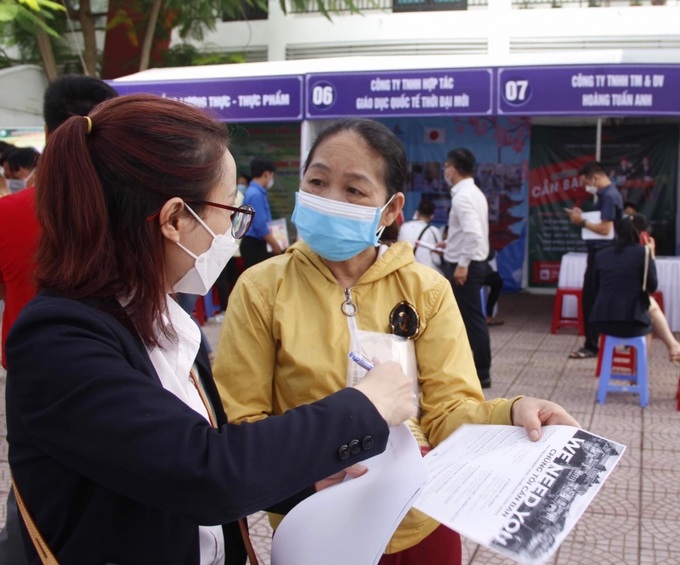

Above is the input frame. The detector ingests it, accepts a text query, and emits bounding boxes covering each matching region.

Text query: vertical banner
[528,124,678,286]
[379,117,530,292]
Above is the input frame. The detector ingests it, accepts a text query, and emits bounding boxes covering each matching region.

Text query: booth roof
[112,49,680,83]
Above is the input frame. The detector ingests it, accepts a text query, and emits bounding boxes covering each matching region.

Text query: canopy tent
[0,65,48,128]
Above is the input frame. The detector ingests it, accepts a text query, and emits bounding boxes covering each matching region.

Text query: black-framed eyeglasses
[147,200,255,239]
[187,200,255,239]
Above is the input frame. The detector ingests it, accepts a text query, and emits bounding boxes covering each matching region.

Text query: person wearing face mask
[213,118,580,565]
[240,157,282,268]
[439,148,494,389]
[1,147,40,193]
[4,97,418,565]
[565,160,623,359]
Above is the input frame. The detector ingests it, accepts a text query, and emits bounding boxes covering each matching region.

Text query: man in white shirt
[441,148,493,388]
[398,200,443,274]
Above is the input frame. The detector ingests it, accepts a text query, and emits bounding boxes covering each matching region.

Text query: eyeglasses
[186,200,255,239]
[147,200,255,239]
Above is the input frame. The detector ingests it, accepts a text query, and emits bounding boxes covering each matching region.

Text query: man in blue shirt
[566,161,624,359]
[241,158,283,267]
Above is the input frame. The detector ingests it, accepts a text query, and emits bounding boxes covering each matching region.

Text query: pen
[348,351,374,371]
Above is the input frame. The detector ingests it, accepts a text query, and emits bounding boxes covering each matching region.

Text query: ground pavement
[1,291,679,564]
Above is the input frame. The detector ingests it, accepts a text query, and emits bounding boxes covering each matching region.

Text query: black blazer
[6,293,388,565]
[590,244,658,326]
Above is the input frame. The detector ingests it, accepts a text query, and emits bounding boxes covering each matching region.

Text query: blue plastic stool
[596,335,649,407]
[480,287,487,316]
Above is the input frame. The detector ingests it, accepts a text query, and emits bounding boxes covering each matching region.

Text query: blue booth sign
[112,76,304,122]
[306,69,493,119]
[498,65,680,116]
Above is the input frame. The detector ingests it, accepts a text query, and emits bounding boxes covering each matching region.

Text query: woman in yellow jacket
[213,118,579,565]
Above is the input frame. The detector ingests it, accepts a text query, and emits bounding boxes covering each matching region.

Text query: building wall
[190,0,680,62]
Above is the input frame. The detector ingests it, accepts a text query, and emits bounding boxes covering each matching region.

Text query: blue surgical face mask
[291,190,395,262]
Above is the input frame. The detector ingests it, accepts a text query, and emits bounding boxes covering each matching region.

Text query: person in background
[6,96,415,564]
[620,209,680,365]
[483,250,504,326]
[440,148,493,388]
[590,214,657,342]
[240,158,282,267]
[566,161,623,359]
[214,118,580,565]
[1,147,39,193]
[0,141,16,197]
[398,200,443,274]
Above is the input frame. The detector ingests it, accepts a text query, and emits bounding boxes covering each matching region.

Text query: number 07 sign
[497,65,680,116]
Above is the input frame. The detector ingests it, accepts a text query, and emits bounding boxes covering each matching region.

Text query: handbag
[640,245,651,309]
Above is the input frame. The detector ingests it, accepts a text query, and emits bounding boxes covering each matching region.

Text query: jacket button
[361,435,374,451]
[337,444,350,460]
[349,439,360,455]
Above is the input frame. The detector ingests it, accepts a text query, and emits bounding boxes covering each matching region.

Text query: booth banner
[380,116,530,292]
[306,69,493,119]
[229,122,302,240]
[112,76,303,122]
[498,65,680,116]
[528,124,679,286]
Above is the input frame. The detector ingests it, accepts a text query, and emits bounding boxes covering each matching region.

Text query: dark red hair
[35,94,230,346]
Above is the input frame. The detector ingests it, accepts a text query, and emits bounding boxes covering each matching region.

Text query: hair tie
[84,116,93,135]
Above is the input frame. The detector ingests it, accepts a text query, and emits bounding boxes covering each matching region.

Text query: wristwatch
[580,219,587,228]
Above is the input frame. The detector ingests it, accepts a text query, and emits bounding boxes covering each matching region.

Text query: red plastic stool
[596,335,637,377]
[193,297,206,326]
[551,288,585,335]
[651,290,664,313]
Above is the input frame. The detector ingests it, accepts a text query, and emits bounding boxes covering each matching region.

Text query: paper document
[271,423,427,565]
[414,424,625,565]
[581,211,614,240]
[266,218,290,252]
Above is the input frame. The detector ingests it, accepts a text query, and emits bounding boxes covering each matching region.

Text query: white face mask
[266,176,275,190]
[172,204,239,295]
[8,178,26,193]
[585,185,598,195]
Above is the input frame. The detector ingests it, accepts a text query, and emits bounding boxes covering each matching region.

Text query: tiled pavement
[1,291,679,564]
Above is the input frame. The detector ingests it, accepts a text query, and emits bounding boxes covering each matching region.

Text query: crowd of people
[0,73,676,564]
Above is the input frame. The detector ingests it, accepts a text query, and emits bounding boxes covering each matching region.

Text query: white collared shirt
[146,297,225,565]
[443,177,489,267]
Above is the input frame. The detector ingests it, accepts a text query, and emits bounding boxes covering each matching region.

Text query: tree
[2,0,362,78]
[0,0,66,80]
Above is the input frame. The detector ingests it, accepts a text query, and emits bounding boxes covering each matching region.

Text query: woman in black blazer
[5,95,416,565]
[589,214,657,339]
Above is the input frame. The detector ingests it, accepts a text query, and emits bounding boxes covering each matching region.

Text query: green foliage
[161,42,245,67]
[0,0,65,36]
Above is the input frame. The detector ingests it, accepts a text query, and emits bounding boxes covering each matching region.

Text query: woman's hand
[315,463,368,492]
[353,360,417,427]
[511,397,580,442]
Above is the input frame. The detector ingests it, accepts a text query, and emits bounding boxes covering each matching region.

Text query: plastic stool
[595,335,636,377]
[651,290,664,313]
[202,287,221,319]
[480,287,487,317]
[551,288,585,335]
[597,335,649,407]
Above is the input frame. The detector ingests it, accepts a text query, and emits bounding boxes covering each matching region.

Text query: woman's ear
[159,198,186,243]
[382,192,405,225]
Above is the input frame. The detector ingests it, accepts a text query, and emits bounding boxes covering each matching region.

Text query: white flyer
[414,424,625,565]
[271,422,427,565]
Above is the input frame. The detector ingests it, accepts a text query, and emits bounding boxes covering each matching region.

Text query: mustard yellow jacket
[214,240,520,553]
